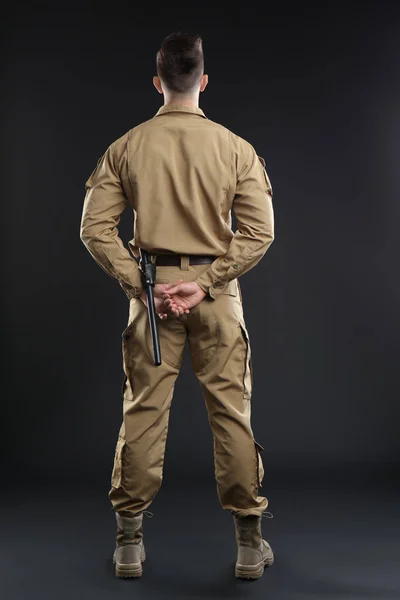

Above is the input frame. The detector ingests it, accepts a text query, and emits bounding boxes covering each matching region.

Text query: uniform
[80,104,274,523]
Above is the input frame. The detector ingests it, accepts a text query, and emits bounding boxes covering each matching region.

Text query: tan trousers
[108,259,268,518]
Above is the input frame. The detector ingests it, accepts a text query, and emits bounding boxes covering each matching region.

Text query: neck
[163,95,199,108]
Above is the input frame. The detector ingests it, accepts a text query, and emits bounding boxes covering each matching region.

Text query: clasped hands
[139,279,207,319]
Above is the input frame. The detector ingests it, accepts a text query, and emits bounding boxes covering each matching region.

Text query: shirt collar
[154,104,207,119]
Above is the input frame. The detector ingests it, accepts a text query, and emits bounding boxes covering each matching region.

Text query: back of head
[156,31,204,95]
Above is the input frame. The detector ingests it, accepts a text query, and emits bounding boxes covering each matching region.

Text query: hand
[162,281,207,314]
[140,281,188,319]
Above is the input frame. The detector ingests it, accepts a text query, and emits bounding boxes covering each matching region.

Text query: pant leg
[187,269,268,518]
[109,285,187,514]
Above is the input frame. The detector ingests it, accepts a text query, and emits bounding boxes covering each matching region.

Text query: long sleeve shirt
[80,103,274,300]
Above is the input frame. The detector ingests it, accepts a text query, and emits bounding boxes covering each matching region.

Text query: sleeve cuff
[119,270,143,300]
[195,271,230,300]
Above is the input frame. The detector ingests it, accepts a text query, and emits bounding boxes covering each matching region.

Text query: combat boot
[112,510,153,578]
[233,512,274,579]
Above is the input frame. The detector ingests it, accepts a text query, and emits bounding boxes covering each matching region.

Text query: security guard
[80,31,275,580]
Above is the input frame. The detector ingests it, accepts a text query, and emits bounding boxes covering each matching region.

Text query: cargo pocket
[111,436,126,489]
[121,374,127,396]
[239,322,252,400]
[122,321,134,342]
[255,440,265,488]
[220,280,238,296]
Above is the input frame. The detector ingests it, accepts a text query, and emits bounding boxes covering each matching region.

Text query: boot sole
[113,546,146,578]
[235,552,274,579]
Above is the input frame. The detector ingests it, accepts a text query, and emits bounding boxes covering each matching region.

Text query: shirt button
[233,264,238,269]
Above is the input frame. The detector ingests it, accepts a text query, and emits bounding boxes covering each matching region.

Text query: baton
[139,249,162,366]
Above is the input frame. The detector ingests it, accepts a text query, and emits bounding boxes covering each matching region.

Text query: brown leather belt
[152,254,216,266]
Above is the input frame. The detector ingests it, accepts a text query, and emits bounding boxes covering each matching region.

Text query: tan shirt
[80,104,274,299]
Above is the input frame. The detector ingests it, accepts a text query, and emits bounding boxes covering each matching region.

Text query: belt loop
[180,255,189,271]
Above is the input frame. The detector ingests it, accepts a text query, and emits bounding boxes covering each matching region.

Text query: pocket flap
[254,439,265,488]
[239,321,252,400]
[111,436,126,489]
[224,280,238,296]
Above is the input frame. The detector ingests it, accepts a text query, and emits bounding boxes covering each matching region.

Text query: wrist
[195,283,207,297]
[195,281,208,296]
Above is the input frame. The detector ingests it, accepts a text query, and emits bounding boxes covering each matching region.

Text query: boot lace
[261,510,274,520]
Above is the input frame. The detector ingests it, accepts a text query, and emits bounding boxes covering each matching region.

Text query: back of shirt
[81,104,274,299]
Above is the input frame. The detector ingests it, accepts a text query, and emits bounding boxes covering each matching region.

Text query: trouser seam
[192,306,220,374]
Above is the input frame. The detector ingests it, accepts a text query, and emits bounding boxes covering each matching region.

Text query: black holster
[139,249,162,366]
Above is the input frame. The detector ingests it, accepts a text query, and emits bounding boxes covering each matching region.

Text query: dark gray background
[2,3,399,485]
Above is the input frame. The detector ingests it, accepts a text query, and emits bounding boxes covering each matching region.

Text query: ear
[200,74,208,92]
[153,76,163,94]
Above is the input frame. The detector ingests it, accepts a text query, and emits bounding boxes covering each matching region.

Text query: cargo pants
[108,258,268,518]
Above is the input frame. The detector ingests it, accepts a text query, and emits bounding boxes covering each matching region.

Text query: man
[80,31,275,580]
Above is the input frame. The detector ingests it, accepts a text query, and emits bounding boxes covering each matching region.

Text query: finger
[164,302,179,315]
[164,301,178,312]
[164,283,183,295]
[164,297,181,308]
[163,279,184,290]
[170,303,185,313]
[164,297,177,308]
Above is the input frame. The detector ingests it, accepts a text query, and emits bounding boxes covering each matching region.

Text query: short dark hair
[156,32,204,94]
